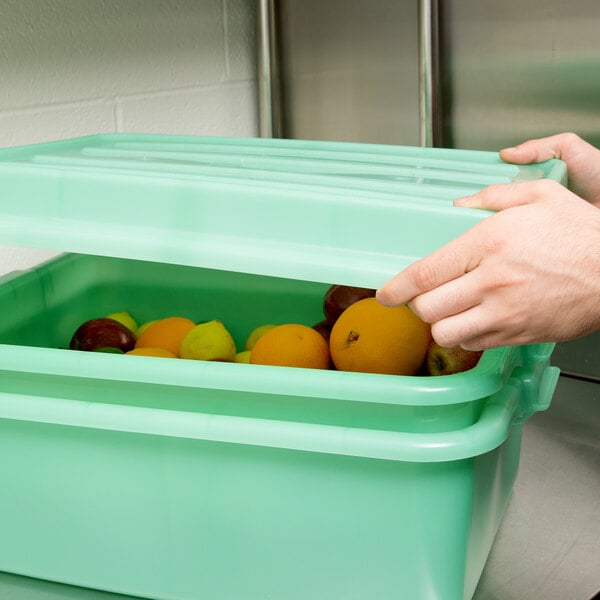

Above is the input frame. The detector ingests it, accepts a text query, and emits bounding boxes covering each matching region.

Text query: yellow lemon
[106,311,138,335]
[234,350,252,363]
[179,320,237,362]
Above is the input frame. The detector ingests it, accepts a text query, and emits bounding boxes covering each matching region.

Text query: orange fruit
[244,323,277,351]
[136,319,160,338]
[250,324,330,370]
[329,297,431,375]
[126,347,177,359]
[134,316,196,357]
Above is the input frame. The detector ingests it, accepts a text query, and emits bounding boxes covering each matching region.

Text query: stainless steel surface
[440,0,600,150]
[473,376,600,600]
[275,0,600,149]
[276,0,420,144]
[553,333,600,381]
[418,0,442,147]
[257,0,282,138]
[0,376,597,599]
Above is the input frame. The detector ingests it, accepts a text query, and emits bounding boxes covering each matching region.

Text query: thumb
[500,144,554,165]
[454,180,561,211]
[499,134,569,165]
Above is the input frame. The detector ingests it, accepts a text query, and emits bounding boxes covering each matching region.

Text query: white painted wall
[0,0,258,275]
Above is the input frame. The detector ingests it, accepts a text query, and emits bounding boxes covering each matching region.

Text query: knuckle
[478,230,506,256]
[530,178,561,196]
[485,183,504,195]
[560,131,580,148]
[412,260,439,293]
[478,268,511,293]
[478,182,525,210]
[479,183,504,202]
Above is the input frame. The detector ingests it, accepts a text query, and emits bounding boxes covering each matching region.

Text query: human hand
[376,179,600,350]
[500,132,600,206]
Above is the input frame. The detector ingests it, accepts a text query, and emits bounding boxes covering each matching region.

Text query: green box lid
[0,134,566,288]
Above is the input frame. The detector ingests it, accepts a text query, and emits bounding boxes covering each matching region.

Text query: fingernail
[454,195,472,206]
[375,288,389,305]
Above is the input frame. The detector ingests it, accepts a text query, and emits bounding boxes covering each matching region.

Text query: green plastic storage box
[0,135,565,600]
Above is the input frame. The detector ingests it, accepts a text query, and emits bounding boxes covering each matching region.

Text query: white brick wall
[0,0,258,275]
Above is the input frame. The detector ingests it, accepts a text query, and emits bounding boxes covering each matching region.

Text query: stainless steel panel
[275,0,600,149]
[440,0,600,150]
[276,0,420,144]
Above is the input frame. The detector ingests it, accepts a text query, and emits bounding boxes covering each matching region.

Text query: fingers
[429,304,491,349]
[500,140,558,165]
[460,333,502,352]
[454,179,562,211]
[430,305,526,351]
[499,132,581,164]
[450,326,529,352]
[376,232,482,308]
[408,268,482,325]
[498,132,599,168]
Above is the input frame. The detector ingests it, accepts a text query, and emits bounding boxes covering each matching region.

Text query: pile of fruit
[67,285,482,376]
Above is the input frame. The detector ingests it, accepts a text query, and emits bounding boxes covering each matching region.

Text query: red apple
[323,284,376,324]
[312,319,336,369]
[312,319,332,343]
[425,341,483,376]
[69,318,136,353]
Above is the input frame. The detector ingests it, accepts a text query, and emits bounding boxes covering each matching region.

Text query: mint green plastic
[0,135,564,600]
[0,253,558,600]
[0,134,567,287]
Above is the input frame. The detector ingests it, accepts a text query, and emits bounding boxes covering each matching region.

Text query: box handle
[536,365,560,412]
